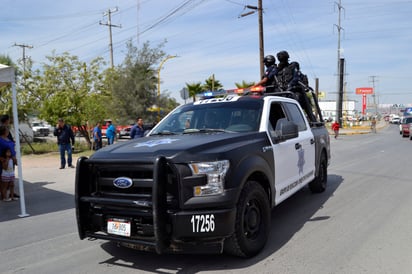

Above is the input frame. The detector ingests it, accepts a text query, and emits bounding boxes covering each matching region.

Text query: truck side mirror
[272,118,299,142]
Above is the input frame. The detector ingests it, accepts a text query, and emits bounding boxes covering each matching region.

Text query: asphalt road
[1,124,411,274]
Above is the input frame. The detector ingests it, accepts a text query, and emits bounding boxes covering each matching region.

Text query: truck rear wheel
[224,181,270,257]
[309,152,327,193]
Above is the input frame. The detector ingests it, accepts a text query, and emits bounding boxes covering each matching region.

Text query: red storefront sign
[356,87,373,95]
[356,87,374,114]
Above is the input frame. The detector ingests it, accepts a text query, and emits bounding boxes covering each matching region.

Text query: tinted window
[284,102,307,131]
[269,102,286,130]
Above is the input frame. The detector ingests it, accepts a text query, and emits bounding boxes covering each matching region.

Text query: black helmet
[263,55,276,66]
[277,50,289,63]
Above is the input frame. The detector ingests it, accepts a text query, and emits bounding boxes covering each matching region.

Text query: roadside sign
[355,87,373,94]
[318,91,326,99]
[180,87,189,100]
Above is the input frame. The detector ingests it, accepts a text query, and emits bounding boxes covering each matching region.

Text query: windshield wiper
[183,128,229,134]
[149,131,176,136]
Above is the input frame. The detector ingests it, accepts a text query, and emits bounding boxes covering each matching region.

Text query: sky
[1,0,412,109]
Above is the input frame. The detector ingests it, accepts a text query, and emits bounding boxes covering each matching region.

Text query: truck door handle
[310,139,315,145]
[295,143,301,150]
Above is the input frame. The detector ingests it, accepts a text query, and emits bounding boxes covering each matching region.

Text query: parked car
[391,117,401,124]
[117,124,133,139]
[31,121,50,137]
[389,114,400,123]
[117,123,156,139]
[401,117,412,137]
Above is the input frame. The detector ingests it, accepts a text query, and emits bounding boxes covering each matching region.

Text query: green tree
[111,40,170,123]
[235,80,255,88]
[203,75,223,91]
[35,52,108,145]
[185,82,203,102]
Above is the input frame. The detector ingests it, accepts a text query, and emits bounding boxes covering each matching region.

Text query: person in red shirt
[331,121,340,139]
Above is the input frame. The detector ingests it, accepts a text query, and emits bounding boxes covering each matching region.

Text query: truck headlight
[189,160,230,196]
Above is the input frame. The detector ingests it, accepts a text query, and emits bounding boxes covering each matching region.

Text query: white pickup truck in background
[31,121,50,137]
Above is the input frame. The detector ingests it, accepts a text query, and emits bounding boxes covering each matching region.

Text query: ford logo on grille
[113,177,133,189]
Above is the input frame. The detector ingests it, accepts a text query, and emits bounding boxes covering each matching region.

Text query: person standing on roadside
[0,114,15,143]
[370,117,377,133]
[1,148,17,201]
[331,120,340,139]
[130,117,145,139]
[0,115,18,198]
[0,126,17,200]
[106,120,116,145]
[53,118,75,169]
[93,122,102,150]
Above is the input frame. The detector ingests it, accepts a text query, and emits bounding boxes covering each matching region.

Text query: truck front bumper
[76,156,237,254]
[79,202,236,254]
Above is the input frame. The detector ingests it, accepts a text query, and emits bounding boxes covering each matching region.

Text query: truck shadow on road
[0,180,74,222]
[98,174,343,273]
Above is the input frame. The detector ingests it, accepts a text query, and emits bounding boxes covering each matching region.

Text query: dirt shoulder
[21,152,87,169]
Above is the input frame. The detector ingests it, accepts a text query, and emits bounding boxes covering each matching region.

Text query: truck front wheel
[309,152,327,193]
[224,181,270,257]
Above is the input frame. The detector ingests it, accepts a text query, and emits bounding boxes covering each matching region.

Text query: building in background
[318,100,356,122]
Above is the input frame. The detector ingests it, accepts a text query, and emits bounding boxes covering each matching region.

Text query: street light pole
[157,55,177,121]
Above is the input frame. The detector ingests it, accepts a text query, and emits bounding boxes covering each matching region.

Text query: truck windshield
[149,100,263,135]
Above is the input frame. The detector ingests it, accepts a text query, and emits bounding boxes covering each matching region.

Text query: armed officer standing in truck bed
[276,50,316,122]
[252,55,279,93]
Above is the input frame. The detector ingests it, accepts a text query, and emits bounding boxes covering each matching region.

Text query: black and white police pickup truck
[75,88,330,258]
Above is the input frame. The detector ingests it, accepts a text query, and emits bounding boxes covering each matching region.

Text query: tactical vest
[277,63,295,89]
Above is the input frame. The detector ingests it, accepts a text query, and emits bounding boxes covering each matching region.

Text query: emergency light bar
[200,86,266,99]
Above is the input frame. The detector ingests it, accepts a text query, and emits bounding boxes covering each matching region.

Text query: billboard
[355,87,374,94]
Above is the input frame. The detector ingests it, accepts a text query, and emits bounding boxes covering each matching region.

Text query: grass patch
[20,141,93,156]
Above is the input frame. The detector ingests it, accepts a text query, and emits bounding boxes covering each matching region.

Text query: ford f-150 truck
[75,88,330,257]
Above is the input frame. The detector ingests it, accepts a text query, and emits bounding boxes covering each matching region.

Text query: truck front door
[267,101,316,205]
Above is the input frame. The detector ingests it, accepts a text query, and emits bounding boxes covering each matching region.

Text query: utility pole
[334,0,344,127]
[100,7,121,68]
[369,75,378,114]
[13,43,33,86]
[240,0,264,79]
[13,43,33,79]
[257,0,264,79]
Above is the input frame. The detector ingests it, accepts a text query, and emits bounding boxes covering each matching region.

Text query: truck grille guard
[75,156,176,254]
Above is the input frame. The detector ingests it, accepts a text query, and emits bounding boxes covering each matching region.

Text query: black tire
[309,152,327,193]
[224,181,270,257]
